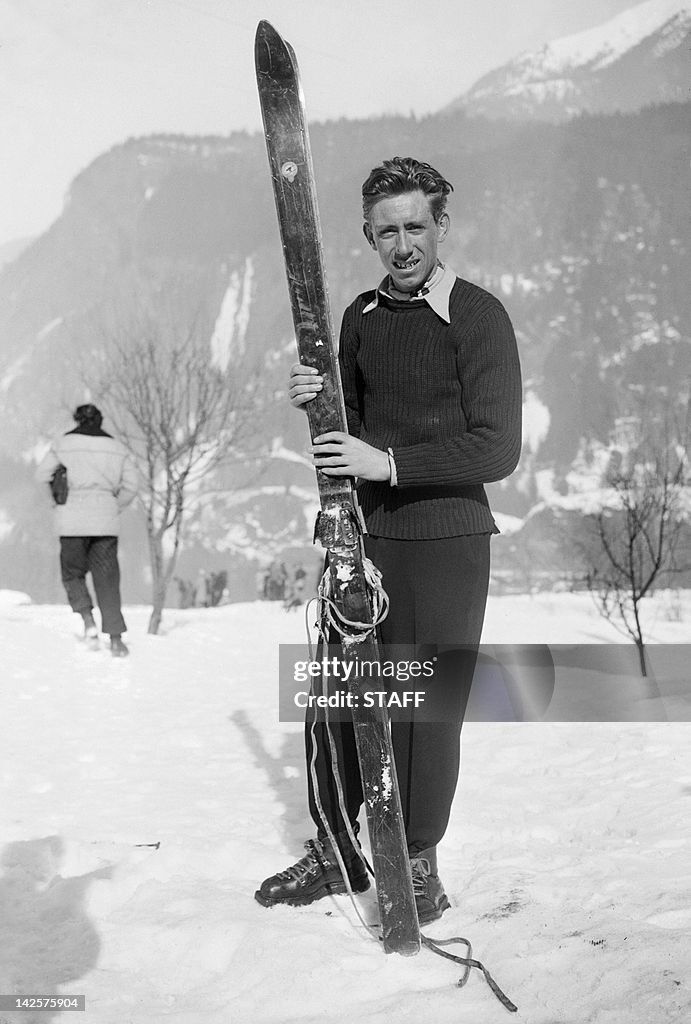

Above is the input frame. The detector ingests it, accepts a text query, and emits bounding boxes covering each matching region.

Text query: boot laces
[276,839,326,882]
[410,857,433,895]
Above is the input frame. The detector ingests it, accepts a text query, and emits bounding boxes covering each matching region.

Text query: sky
[1,0,643,244]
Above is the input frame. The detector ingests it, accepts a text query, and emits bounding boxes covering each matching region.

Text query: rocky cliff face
[1,84,688,600]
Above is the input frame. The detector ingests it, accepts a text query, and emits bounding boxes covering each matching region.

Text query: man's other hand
[289,363,323,408]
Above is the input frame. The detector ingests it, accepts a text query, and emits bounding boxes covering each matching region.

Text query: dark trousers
[305,533,490,857]
[59,536,127,636]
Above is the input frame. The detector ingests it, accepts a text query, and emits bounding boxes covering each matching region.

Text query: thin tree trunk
[147,531,166,635]
[147,514,183,635]
[148,584,166,634]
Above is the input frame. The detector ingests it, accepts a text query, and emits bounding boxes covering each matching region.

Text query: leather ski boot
[410,846,451,925]
[255,832,370,908]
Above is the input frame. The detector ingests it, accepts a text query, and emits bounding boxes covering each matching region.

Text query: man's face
[363,190,449,294]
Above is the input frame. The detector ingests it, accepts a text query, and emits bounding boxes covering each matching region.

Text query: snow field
[0,592,690,1022]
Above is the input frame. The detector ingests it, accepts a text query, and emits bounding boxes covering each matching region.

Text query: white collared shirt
[362,263,456,324]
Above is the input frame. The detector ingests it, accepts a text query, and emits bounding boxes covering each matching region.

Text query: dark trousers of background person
[305,533,491,857]
[59,536,127,636]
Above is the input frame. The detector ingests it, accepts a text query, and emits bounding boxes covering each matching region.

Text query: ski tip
[255,20,297,78]
[255,20,280,60]
[255,19,276,42]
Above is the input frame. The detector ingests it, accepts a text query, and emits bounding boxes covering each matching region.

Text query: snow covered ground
[1,589,690,1023]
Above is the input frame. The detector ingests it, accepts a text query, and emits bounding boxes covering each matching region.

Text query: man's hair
[73,403,103,428]
[362,157,454,222]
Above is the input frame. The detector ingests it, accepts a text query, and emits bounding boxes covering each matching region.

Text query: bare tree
[90,272,260,634]
[584,411,689,676]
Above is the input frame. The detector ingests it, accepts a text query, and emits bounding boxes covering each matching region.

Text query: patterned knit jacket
[338,276,522,540]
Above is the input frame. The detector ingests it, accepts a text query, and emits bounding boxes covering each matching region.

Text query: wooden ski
[254,19,420,956]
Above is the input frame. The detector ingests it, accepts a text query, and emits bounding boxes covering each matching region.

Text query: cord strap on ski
[316,558,389,641]
[305,710,378,939]
[304,558,385,902]
[311,505,390,642]
[421,935,518,1013]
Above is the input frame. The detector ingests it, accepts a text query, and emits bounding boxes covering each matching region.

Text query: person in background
[36,403,138,657]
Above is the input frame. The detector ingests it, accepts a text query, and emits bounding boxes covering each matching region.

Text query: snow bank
[0,588,32,607]
[1,595,689,1022]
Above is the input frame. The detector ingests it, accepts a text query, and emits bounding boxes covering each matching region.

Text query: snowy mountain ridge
[529,0,688,74]
[446,0,691,120]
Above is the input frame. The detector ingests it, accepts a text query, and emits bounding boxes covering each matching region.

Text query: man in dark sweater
[256,157,522,923]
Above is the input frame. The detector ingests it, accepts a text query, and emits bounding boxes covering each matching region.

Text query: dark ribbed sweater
[338,276,522,540]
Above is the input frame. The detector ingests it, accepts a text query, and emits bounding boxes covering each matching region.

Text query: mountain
[0,100,689,602]
[0,236,32,271]
[444,0,691,121]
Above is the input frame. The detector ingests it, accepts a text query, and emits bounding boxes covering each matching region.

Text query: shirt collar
[362,263,455,324]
